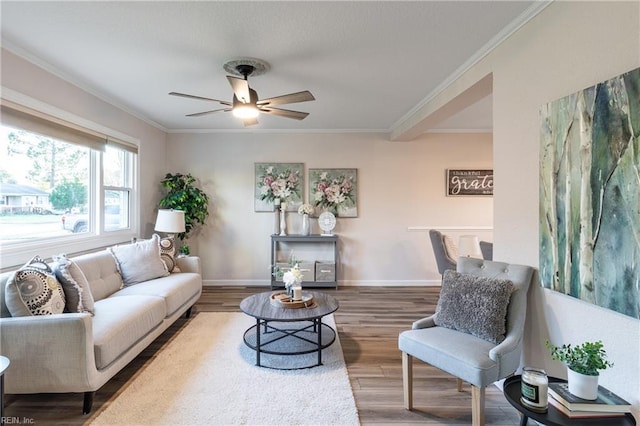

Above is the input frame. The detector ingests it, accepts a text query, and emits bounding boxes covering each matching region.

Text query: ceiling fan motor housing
[233,88,258,107]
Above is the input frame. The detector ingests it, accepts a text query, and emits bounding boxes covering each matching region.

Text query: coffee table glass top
[240,290,339,321]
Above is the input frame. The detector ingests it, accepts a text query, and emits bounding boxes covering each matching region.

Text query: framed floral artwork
[309,168,358,217]
[254,163,304,212]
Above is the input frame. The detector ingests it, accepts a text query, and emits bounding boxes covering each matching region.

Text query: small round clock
[318,211,336,235]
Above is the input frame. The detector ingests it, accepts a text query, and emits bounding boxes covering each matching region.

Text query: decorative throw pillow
[434,270,514,344]
[159,235,178,273]
[52,254,95,315]
[108,234,169,286]
[5,255,66,316]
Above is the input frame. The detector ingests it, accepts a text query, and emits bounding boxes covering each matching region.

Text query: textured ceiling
[1,1,539,134]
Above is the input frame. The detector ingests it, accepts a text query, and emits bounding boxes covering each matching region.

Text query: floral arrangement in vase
[298,203,314,216]
[282,264,304,297]
[311,170,356,215]
[298,203,314,236]
[257,165,301,205]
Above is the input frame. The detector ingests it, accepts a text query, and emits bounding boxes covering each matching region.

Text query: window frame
[0,90,140,269]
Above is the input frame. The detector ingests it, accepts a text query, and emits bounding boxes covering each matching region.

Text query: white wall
[1,48,168,242]
[166,131,493,285]
[427,1,639,415]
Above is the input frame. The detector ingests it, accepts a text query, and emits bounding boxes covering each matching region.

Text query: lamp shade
[458,235,482,258]
[154,209,186,234]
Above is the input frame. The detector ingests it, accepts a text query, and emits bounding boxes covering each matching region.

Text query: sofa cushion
[108,235,169,286]
[92,295,166,369]
[5,256,66,316]
[110,272,201,317]
[52,254,95,315]
[434,270,514,344]
[72,251,123,301]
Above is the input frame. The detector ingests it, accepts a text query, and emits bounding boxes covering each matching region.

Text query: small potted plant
[546,340,613,400]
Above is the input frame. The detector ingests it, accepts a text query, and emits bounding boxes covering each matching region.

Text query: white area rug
[91,312,359,426]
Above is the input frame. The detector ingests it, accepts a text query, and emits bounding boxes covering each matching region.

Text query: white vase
[567,368,599,400]
[279,208,287,236]
[273,207,280,235]
[301,214,310,236]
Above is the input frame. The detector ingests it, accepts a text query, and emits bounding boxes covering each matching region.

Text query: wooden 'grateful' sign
[446,169,493,196]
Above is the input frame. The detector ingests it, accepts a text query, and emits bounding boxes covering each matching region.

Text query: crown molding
[1,38,170,133]
[389,0,553,135]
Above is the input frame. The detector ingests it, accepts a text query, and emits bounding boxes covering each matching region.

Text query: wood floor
[3,286,525,425]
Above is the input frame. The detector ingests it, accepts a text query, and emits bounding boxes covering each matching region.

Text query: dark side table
[503,375,636,426]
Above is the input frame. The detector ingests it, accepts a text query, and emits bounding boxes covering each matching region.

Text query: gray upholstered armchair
[429,229,457,277]
[398,257,534,426]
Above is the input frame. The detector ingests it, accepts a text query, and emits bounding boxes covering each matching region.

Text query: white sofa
[0,249,202,414]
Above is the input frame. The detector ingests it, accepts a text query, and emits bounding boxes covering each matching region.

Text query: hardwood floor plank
[3,286,526,425]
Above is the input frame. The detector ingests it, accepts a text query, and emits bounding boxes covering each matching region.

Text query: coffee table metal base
[243,319,336,370]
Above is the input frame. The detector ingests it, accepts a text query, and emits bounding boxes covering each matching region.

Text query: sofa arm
[0,313,96,393]
[176,256,201,275]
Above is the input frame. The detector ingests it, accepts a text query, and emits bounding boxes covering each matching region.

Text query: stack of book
[548,382,632,419]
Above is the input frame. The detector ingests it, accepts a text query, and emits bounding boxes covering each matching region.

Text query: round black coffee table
[240,291,339,369]
[503,375,636,426]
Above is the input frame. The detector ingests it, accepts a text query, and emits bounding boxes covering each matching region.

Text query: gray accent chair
[398,257,534,426]
[429,229,457,277]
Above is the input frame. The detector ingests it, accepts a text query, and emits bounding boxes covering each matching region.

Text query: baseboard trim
[202,279,441,287]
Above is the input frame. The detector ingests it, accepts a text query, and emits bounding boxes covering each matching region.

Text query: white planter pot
[567,368,599,400]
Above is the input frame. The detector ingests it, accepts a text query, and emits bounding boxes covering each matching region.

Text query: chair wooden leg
[402,351,413,410]
[471,385,485,426]
[457,378,463,392]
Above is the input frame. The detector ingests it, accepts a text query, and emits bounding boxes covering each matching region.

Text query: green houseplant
[159,173,209,254]
[546,340,613,399]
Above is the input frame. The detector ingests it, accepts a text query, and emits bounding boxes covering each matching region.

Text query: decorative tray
[270,292,316,309]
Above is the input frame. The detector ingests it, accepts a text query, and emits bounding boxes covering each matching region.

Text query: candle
[292,285,302,301]
[521,367,548,412]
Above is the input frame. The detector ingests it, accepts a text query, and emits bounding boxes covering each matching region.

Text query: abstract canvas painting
[539,67,639,319]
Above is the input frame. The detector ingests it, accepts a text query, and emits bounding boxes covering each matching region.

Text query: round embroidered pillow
[5,255,66,316]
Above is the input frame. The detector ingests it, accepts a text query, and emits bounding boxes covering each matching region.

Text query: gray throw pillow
[52,254,95,315]
[5,255,66,316]
[434,270,514,344]
[108,234,169,286]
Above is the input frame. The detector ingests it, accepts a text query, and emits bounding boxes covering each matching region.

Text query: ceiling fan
[169,58,315,127]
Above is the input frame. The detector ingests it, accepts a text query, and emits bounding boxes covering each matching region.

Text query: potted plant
[159,173,209,254]
[546,340,613,400]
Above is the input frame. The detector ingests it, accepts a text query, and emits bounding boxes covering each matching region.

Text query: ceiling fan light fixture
[232,104,259,119]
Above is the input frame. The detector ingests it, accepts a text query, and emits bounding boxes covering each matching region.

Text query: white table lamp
[458,235,482,258]
[155,209,186,238]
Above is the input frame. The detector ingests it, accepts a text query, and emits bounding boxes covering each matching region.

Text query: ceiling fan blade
[243,117,259,127]
[186,108,232,117]
[260,107,309,120]
[227,76,251,103]
[169,91,232,106]
[257,91,315,107]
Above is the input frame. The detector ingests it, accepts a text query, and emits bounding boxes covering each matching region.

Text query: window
[0,99,138,268]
